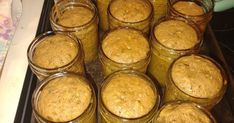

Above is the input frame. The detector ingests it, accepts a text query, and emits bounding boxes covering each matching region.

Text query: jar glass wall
[149,0,168,26]
[99,28,151,77]
[97,0,111,31]
[32,72,96,123]
[50,0,99,64]
[147,16,202,88]
[99,70,160,123]
[108,0,153,34]
[164,54,227,110]
[27,31,85,81]
[168,0,214,33]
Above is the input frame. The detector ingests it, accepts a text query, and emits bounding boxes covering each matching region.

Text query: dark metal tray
[14,0,234,123]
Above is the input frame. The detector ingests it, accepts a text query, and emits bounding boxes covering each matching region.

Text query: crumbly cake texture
[58,6,94,27]
[33,34,78,69]
[109,0,151,22]
[155,103,212,123]
[37,76,92,122]
[154,20,198,50]
[102,28,149,63]
[173,1,205,16]
[172,55,223,98]
[102,73,156,118]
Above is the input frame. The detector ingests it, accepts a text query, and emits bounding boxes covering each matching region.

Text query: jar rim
[108,0,153,24]
[151,16,203,53]
[168,0,214,19]
[168,54,227,100]
[32,72,96,123]
[99,27,151,66]
[27,31,83,73]
[49,0,98,31]
[154,100,217,123]
[99,70,160,121]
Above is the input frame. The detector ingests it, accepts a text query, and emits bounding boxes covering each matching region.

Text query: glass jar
[147,16,202,88]
[99,70,160,123]
[50,0,99,64]
[168,0,214,33]
[149,0,168,26]
[27,31,85,81]
[32,72,97,123]
[97,0,111,31]
[99,27,151,77]
[153,101,217,123]
[108,0,153,34]
[164,54,227,110]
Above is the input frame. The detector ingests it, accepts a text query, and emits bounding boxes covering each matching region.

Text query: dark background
[211,8,234,75]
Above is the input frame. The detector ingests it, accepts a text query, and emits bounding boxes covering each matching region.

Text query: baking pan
[14,0,234,123]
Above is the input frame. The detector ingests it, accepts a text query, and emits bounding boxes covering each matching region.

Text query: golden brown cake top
[33,34,78,69]
[102,73,156,118]
[102,28,149,63]
[155,102,212,123]
[58,6,94,27]
[154,20,198,50]
[109,0,151,22]
[37,76,92,122]
[173,1,205,16]
[172,55,223,98]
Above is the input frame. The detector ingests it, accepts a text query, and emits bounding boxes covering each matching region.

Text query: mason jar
[50,0,99,64]
[164,54,227,110]
[99,27,151,77]
[168,0,214,33]
[32,72,97,123]
[147,16,202,88]
[108,0,153,34]
[27,31,85,81]
[97,0,111,31]
[99,70,160,123]
[153,101,217,123]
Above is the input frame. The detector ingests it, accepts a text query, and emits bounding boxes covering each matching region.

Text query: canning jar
[108,0,153,34]
[153,101,217,123]
[99,70,160,123]
[27,31,85,81]
[99,28,151,77]
[50,0,99,64]
[32,72,96,123]
[164,54,227,110]
[147,16,202,88]
[97,0,111,31]
[149,0,168,26]
[168,0,214,33]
